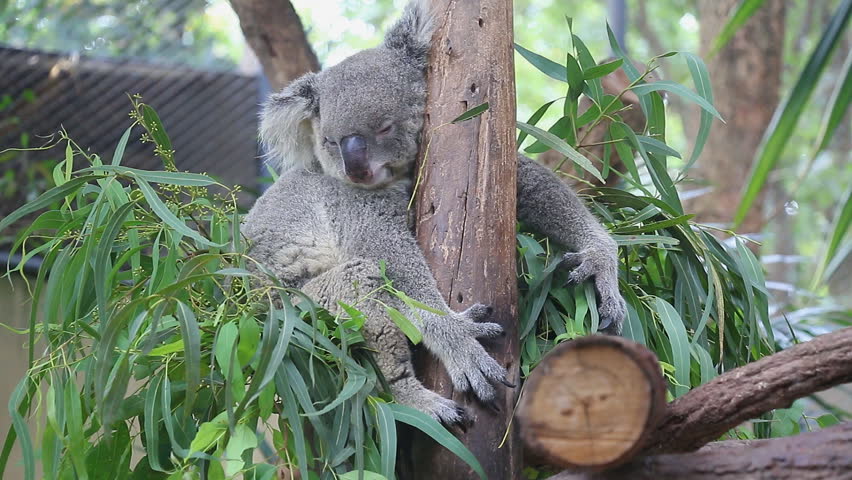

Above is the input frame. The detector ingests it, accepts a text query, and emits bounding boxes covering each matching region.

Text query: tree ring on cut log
[518,335,666,471]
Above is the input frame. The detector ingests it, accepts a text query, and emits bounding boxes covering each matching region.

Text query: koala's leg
[516,154,627,334]
[300,259,470,426]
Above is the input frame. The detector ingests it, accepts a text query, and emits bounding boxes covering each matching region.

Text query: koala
[243,0,626,425]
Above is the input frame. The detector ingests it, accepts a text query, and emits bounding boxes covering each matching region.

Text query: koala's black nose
[340,135,369,178]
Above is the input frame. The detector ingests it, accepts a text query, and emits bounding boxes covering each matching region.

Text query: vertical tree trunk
[690,0,785,238]
[410,0,519,478]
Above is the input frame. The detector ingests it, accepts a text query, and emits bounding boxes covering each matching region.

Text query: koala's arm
[517,154,626,333]
[341,207,509,402]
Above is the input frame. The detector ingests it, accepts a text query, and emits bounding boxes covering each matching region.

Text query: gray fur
[244,0,625,423]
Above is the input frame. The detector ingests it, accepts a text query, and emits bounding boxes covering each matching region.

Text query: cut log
[518,336,667,471]
[648,326,852,453]
[550,422,852,480]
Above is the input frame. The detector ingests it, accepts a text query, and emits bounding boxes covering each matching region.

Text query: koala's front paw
[391,377,472,427]
[425,304,512,404]
[561,249,626,335]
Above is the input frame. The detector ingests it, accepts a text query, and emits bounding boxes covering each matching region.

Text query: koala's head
[260,0,434,189]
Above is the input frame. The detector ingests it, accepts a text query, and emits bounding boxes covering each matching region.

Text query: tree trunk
[550,423,852,480]
[689,0,785,238]
[518,336,667,471]
[229,0,320,90]
[409,0,519,479]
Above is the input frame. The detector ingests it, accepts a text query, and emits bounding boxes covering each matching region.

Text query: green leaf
[814,51,851,153]
[0,175,100,234]
[388,404,485,479]
[306,371,367,417]
[825,187,852,274]
[653,297,690,397]
[614,214,694,234]
[565,53,584,100]
[608,122,642,185]
[235,304,294,420]
[636,135,681,159]
[223,424,257,476]
[189,413,228,455]
[735,0,851,226]
[384,306,422,344]
[517,99,557,147]
[680,52,715,173]
[606,23,654,118]
[175,301,202,419]
[610,234,680,246]
[709,0,768,55]
[631,81,723,120]
[214,322,239,375]
[147,339,184,356]
[93,201,134,320]
[111,126,133,166]
[374,401,397,480]
[237,316,260,366]
[65,379,89,480]
[516,121,603,182]
[515,43,567,82]
[583,58,623,80]
[134,176,221,247]
[339,472,388,480]
[141,104,175,168]
[451,102,489,124]
[524,116,573,154]
[81,165,217,186]
[8,379,34,480]
[617,125,682,212]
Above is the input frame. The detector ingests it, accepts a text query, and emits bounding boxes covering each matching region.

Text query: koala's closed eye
[376,124,394,136]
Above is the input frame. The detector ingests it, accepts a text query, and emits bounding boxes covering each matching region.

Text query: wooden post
[411,0,519,478]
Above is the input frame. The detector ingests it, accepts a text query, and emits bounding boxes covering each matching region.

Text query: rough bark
[518,336,667,471]
[229,0,320,90]
[409,0,519,479]
[689,0,785,238]
[648,327,852,454]
[550,423,852,480]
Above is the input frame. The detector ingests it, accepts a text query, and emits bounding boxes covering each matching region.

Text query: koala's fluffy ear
[260,72,319,172]
[383,0,435,67]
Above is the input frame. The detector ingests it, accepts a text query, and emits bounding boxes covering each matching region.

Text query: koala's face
[259,0,433,189]
[312,49,426,188]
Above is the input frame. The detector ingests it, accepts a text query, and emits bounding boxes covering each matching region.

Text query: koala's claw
[598,293,627,335]
[560,249,627,336]
[430,397,472,427]
[393,378,472,427]
[499,377,517,388]
[562,251,595,285]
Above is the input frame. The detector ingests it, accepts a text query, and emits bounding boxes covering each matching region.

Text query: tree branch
[648,327,852,453]
[550,423,852,480]
[229,0,320,90]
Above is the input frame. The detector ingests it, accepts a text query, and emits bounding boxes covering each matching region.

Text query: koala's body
[243,0,626,424]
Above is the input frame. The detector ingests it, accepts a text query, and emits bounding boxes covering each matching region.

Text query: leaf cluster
[0,99,482,480]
